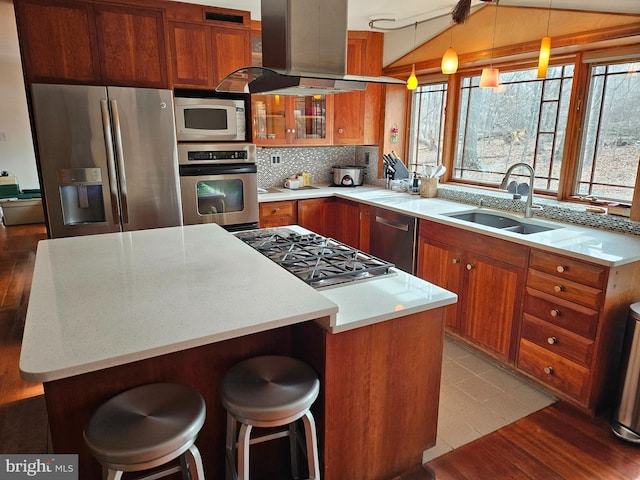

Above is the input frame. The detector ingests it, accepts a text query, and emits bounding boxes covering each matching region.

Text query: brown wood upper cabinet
[15,0,168,87]
[334,31,384,146]
[166,5,250,89]
[417,220,528,362]
[94,4,167,88]
[14,0,101,84]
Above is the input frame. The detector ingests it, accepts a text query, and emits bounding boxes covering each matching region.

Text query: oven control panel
[177,143,256,165]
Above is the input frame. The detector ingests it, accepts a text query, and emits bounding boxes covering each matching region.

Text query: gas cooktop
[235,228,395,289]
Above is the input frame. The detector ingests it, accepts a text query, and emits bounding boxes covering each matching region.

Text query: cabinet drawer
[523,288,599,339]
[529,250,606,289]
[259,201,297,219]
[527,269,603,310]
[518,339,590,401]
[521,314,594,366]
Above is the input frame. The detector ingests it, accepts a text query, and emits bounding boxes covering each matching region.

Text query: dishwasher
[369,207,417,274]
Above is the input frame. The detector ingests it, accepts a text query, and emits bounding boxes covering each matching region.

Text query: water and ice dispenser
[57,168,106,225]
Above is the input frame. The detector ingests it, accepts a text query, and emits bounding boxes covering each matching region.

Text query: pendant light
[441,28,458,75]
[537,0,552,79]
[479,0,500,88]
[407,22,418,90]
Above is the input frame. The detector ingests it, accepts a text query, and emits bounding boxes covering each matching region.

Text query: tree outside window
[454,66,573,191]
[408,83,447,173]
[577,62,640,203]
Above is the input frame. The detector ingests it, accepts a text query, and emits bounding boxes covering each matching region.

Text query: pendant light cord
[489,0,499,68]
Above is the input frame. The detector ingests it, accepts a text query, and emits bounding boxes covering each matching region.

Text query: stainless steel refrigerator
[30,84,182,238]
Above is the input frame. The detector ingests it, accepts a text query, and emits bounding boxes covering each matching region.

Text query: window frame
[411,50,640,221]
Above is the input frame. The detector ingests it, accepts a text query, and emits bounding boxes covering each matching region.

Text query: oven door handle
[179,164,257,176]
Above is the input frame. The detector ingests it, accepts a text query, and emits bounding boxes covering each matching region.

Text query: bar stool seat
[84,383,206,480]
[221,355,320,480]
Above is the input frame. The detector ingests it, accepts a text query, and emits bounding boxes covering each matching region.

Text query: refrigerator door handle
[110,99,129,225]
[100,99,121,226]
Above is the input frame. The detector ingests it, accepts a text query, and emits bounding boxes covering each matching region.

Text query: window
[453,66,573,191]
[577,61,640,202]
[408,82,447,172]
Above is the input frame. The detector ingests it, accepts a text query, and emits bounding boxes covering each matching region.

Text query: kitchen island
[20,223,457,479]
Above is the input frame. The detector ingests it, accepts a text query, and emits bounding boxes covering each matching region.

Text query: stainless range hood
[215,0,405,95]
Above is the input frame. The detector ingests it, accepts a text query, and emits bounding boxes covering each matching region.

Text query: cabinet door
[331,199,360,248]
[253,96,333,145]
[14,0,101,84]
[168,21,212,87]
[211,26,251,86]
[290,96,333,145]
[462,255,524,360]
[416,237,463,332]
[334,31,383,146]
[359,204,372,253]
[94,4,168,88]
[334,35,366,145]
[298,198,334,237]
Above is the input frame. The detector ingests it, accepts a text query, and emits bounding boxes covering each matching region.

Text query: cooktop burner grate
[235,228,395,288]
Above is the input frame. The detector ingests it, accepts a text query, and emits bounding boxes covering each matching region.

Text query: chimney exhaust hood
[215,0,405,96]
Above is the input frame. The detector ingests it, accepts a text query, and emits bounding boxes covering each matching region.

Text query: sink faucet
[499,163,543,218]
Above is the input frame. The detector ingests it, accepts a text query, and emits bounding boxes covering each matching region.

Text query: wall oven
[178,143,258,231]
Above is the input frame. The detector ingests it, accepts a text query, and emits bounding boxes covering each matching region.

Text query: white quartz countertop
[259,185,640,267]
[20,223,457,382]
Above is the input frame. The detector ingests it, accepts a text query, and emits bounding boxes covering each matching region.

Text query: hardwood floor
[1,222,640,479]
[397,401,640,479]
[0,222,48,453]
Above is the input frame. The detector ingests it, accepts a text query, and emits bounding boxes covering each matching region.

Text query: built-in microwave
[174,96,248,142]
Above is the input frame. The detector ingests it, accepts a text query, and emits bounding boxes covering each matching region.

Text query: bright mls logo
[0,455,77,479]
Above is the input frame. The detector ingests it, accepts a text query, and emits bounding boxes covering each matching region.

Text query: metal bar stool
[84,383,206,480]
[220,355,320,480]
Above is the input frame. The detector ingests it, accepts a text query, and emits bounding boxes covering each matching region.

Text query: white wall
[0,0,39,190]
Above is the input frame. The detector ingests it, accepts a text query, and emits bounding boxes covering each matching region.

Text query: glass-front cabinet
[252,95,333,145]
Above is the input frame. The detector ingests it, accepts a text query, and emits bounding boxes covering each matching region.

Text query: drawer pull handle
[273,208,280,213]
[557,265,568,273]
[550,309,561,317]
[544,366,554,375]
[547,336,558,345]
[452,258,460,264]
[554,285,565,293]
[466,263,475,270]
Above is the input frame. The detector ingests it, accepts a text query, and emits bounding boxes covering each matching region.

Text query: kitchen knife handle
[100,99,121,226]
[110,99,129,225]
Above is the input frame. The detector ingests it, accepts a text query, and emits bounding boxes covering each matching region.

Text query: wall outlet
[365,152,370,165]
[0,132,8,142]
[271,154,282,165]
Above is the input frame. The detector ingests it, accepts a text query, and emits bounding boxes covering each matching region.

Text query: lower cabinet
[297,198,361,248]
[417,219,527,363]
[259,200,297,228]
[260,198,363,248]
[418,219,640,415]
[517,248,637,414]
[297,198,334,238]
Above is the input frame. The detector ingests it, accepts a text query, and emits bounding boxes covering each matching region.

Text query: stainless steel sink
[446,211,560,235]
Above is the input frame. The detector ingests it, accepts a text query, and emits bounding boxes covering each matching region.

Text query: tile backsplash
[255,146,639,236]
[437,183,640,236]
[256,145,384,188]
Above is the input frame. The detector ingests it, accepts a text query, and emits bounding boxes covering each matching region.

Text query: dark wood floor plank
[528,402,640,476]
